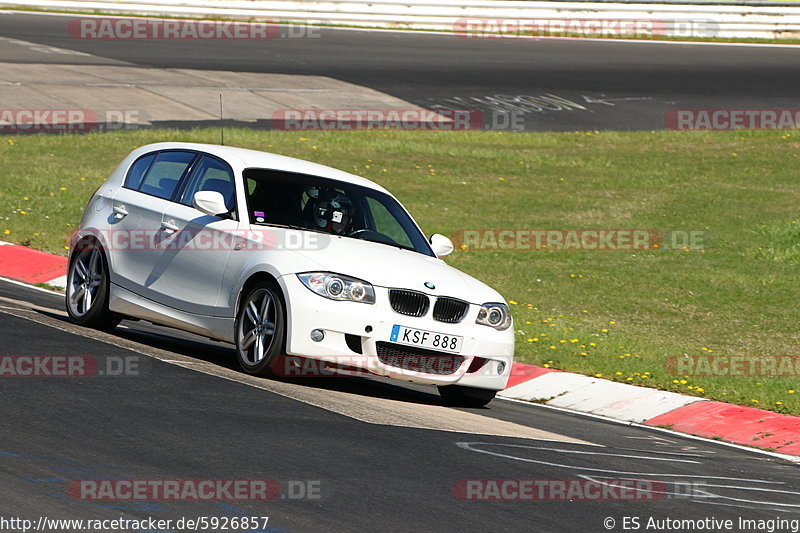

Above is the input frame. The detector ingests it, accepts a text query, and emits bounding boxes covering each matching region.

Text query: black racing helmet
[306,187,354,233]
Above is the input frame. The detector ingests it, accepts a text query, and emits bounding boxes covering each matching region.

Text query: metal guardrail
[2,0,800,38]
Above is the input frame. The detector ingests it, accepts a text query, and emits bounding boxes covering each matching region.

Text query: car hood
[272,230,504,304]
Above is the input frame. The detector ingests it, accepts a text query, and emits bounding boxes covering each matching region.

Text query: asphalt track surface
[2,11,800,130]
[2,12,800,533]
[1,278,799,533]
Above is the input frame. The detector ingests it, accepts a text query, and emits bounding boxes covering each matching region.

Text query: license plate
[389,325,464,354]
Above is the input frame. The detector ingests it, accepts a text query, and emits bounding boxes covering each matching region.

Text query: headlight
[297,272,375,304]
[476,302,512,330]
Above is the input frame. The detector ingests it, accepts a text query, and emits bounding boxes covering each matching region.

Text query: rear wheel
[438,385,497,408]
[65,242,120,330]
[235,281,286,377]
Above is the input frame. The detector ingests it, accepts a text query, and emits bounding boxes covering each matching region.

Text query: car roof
[133,142,390,194]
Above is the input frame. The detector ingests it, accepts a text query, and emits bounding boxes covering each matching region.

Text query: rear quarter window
[123,153,156,190]
[135,151,197,201]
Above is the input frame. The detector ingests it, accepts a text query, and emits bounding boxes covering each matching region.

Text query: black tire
[65,241,120,330]
[438,385,497,408]
[235,281,286,377]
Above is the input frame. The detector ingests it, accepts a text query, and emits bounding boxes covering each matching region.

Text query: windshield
[243,168,435,257]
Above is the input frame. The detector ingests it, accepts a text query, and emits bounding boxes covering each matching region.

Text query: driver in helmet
[306,187,354,234]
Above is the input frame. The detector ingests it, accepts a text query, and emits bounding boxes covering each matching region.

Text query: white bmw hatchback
[66,142,514,406]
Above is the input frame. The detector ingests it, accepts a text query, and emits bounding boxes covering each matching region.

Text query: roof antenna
[219,94,224,146]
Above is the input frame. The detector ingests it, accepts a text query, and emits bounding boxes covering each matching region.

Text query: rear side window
[123,153,155,190]
[137,151,197,200]
[180,156,236,212]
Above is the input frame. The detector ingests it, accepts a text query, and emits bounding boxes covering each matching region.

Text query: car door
[108,150,198,295]
[146,154,241,317]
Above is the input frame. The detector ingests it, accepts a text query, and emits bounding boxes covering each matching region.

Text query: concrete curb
[0,241,67,287]
[502,361,800,456]
[1,240,798,456]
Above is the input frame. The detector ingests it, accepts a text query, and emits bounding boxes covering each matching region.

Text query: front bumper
[278,274,514,390]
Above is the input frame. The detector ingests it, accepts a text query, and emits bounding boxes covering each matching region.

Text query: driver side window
[366,197,413,247]
[180,155,236,213]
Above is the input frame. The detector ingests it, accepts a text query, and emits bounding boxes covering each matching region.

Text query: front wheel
[438,385,497,408]
[65,242,120,330]
[235,282,286,377]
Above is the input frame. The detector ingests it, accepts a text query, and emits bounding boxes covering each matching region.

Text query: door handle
[161,220,180,233]
[113,205,128,218]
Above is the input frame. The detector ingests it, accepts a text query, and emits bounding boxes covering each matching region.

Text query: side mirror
[193,190,228,217]
[429,233,454,258]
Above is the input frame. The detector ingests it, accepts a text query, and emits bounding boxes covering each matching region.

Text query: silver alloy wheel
[237,288,277,366]
[67,248,103,317]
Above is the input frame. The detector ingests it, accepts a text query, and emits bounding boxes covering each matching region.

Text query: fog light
[310,329,325,342]
[497,361,506,375]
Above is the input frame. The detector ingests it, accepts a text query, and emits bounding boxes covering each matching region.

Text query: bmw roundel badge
[424,281,435,290]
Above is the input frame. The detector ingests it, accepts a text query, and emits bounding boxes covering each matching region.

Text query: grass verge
[0,128,798,414]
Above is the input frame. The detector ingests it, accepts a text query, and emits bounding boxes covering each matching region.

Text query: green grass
[1,129,799,415]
